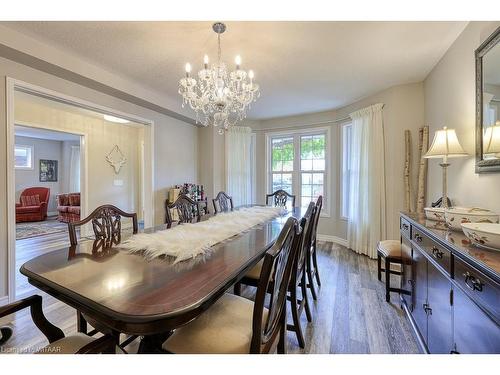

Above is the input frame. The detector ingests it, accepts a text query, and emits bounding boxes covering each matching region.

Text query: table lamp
[424,127,468,209]
[483,121,500,158]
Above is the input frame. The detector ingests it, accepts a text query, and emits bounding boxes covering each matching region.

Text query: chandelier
[178,22,260,134]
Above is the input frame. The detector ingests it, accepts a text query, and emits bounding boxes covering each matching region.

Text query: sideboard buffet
[399,212,500,354]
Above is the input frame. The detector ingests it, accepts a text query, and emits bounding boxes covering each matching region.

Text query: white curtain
[225,126,252,207]
[69,145,81,193]
[347,103,386,259]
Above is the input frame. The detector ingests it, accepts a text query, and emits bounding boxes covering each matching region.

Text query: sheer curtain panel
[69,145,81,193]
[225,126,252,207]
[347,103,387,259]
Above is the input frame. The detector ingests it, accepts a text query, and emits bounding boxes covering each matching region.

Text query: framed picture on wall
[39,159,58,182]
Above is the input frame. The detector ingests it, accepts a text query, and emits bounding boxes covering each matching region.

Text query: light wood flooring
[1,233,419,354]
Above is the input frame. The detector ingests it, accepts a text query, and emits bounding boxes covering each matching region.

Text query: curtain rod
[255,115,351,132]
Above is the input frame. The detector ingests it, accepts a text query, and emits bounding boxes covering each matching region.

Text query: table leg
[137,332,172,354]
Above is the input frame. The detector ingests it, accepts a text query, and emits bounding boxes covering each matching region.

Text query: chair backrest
[68,204,138,246]
[311,195,323,245]
[250,216,302,353]
[21,187,50,204]
[212,191,234,213]
[266,189,296,208]
[293,202,315,281]
[165,193,201,228]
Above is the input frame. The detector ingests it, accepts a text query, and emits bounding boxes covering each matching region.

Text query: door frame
[6,77,155,302]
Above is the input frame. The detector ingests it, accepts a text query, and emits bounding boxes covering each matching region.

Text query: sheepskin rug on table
[122,206,284,263]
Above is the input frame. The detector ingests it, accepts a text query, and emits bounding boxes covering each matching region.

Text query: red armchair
[15,187,50,223]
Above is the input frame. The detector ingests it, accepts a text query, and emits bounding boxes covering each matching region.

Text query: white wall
[0,56,198,300]
[14,135,62,213]
[424,22,500,211]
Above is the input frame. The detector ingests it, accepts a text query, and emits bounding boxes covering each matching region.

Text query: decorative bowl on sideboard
[461,222,500,251]
[424,207,445,222]
[445,207,499,231]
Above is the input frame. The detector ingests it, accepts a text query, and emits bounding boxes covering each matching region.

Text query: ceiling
[4,21,468,120]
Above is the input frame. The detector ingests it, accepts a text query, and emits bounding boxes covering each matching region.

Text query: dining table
[20,205,305,353]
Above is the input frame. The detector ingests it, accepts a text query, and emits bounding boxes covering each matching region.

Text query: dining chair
[234,202,315,348]
[0,295,116,353]
[68,204,138,247]
[266,189,296,208]
[161,216,302,354]
[165,193,202,228]
[66,204,138,350]
[306,195,323,300]
[212,191,234,213]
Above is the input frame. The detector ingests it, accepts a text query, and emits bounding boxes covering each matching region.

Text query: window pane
[312,184,323,197]
[302,173,312,184]
[301,197,312,208]
[312,159,325,171]
[282,173,292,185]
[301,159,312,170]
[282,140,294,161]
[342,124,352,218]
[312,135,325,159]
[312,173,323,184]
[282,159,293,171]
[272,159,282,172]
[300,136,313,159]
[301,184,312,197]
[15,146,32,168]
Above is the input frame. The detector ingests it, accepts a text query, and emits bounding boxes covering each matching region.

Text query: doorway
[6,79,155,302]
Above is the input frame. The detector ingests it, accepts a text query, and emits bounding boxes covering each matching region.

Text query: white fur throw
[122,206,284,263]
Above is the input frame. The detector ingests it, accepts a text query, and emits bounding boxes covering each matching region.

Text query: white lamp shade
[483,122,500,154]
[424,127,468,158]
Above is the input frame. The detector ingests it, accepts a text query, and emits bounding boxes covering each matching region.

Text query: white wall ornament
[106,145,127,174]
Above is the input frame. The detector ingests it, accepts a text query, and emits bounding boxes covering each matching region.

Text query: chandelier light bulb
[235,55,241,69]
[185,63,192,77]
[203,55,209,68]
[248,70,254,80]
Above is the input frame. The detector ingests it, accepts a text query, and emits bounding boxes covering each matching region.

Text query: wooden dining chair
[234,202,315,348]
[66,204,138,350]
[266,189,296,208]
[212,191,234,213]
[165,193,202,228]
[161,216,302,354]
[306,195,323,300]
[68,204,138,246]
[0,295,116,353]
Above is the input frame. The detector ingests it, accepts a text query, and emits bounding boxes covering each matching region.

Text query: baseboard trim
[0,295,9,306]
[317,234,348,247]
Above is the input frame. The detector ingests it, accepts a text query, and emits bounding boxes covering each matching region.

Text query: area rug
[16,220,68,240]
[123,206,284,263]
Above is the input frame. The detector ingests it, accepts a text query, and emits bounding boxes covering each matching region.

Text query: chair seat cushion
[57,205,69,213]
[36,333,95,354]
[377,240,401,257]
[162,293,267,354]
[16,205,42,214]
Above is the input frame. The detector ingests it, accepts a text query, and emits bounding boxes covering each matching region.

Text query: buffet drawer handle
[402,223,409,230]
[431,246,444,259]
[463,272,484,292]
[414,233,423,243]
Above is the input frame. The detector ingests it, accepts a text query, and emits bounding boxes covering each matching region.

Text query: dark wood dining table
[20,206,305,352]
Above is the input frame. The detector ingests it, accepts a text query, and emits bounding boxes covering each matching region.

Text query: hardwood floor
[1,234,419,354]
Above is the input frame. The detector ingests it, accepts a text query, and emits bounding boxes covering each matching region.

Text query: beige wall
[0,56,198,300]
[15,97,144,217]
[246,82,424,242]
[424,22,500,211]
